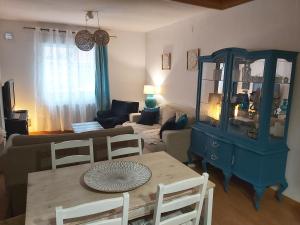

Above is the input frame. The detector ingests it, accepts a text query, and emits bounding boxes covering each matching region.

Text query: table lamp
[144,85,157,108]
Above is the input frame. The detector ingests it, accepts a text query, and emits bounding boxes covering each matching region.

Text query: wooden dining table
[25,151,215,225]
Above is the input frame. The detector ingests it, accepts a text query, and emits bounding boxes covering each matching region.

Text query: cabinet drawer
[190,129,207,156]
[205,136,234,171]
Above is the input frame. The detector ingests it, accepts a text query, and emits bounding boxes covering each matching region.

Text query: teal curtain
[95,45,110,111]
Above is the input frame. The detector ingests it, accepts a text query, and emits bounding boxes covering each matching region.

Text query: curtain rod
[23,27,117,37]
[23,26,76,34]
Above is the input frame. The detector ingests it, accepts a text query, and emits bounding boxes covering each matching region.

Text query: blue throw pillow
[144,107,160,124]
[176,114,188,129]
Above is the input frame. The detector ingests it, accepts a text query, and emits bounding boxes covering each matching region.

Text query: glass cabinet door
[227,56,265,140]
[198,59,225,128]
[269,58,292,139]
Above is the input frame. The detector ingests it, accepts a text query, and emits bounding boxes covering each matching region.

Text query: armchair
[96,100,139,128]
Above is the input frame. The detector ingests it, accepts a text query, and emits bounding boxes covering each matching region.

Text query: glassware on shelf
[199,60,225,128]
[213,69,222,81]
[240,91,249,110]
[283,77,289,84]
[227,58,265,140]
[280,99,288,114]
[270,121,285,138]
[242,62,251,82]
[269,59,292,139]
[250,76,264,83]
[232,69,240,82]
[249,88,261,112]
[275,76,283,83]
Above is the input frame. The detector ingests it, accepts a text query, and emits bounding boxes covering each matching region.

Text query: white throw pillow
[160,106,176,125]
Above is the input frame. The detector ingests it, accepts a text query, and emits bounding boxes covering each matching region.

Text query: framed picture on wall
[162,53,171,70]
[187,48,200,71]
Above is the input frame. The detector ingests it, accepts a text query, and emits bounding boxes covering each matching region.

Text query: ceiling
[0,0,207,32]
[172,0,253,10]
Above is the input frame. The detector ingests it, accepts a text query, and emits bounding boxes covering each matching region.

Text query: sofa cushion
[160,106,176,125]
[122,121,161,134]
[98,116,124,129]
[161,104,195,128]
[140,128,162,145]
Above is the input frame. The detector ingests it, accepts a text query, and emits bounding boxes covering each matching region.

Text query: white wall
[0,20,146,131]
[146,0,300,202]
[108,30,146,103]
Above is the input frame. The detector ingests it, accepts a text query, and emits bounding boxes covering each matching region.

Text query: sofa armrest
[162,129,191,162]
[129,113,141,123]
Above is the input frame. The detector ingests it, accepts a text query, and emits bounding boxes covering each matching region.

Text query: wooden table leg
[203,188,214,225]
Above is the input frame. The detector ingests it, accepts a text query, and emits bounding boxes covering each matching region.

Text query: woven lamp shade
[75,30,95,51]
[94,29,110,46]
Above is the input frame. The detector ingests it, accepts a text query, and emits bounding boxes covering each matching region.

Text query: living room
[0,0,300,225]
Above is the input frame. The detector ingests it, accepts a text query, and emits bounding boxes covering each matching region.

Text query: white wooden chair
[51,138,94,170]
[107,134,142,160]
[153,173,209,225]
[55,192,129,225]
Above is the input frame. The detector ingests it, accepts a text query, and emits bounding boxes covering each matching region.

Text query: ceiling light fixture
[94,11,110,46]
[75,11,110,51]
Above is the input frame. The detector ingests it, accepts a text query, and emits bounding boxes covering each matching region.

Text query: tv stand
[5,110,29,138]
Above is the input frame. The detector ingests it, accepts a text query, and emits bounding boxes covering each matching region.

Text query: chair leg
[203,188,214,225]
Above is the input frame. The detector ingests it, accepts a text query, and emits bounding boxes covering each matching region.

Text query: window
[34,29,97,131]
[41,44,95,105]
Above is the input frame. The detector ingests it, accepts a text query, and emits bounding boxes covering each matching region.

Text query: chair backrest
[111,100,139,116]
[56,192,129,225]
[153,173,209,225]
[51,138,94,170]
[107,134,142,160]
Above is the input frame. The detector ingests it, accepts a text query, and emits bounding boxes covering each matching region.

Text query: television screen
[9,80,15,109]
[2,79,15,118]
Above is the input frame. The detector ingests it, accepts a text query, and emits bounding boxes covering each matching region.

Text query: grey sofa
[0,126,134,216]
[122,104,195,163]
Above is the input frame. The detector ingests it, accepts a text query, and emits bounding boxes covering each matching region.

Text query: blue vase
[240,93,249,110]
[280,99,288,113]
[145,94,157,108]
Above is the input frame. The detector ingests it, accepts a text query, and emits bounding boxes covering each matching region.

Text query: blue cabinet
[189,48,297,209]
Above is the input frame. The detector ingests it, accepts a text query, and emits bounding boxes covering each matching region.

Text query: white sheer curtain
[34,28,96,131]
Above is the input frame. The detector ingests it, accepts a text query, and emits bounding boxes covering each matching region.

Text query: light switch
[4,32,13,40]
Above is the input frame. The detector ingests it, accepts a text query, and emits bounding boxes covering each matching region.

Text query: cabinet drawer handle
[210,153,218,161]
[211,140,220,148]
